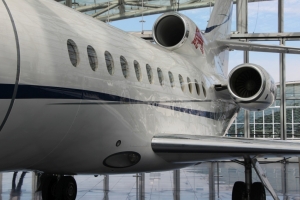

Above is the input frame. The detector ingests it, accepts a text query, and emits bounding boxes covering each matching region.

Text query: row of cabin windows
[67,39,207,97]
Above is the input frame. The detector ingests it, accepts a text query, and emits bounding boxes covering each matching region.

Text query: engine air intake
[228,63,276,111]
[229,67,262,98]
[154,15,185,47]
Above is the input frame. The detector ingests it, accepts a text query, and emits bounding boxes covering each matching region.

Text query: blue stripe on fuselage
[0,84,220,120]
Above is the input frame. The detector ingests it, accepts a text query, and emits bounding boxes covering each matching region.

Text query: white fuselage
[0,0,237,174]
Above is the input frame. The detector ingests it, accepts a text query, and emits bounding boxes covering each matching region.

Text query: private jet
[1,0,300,199]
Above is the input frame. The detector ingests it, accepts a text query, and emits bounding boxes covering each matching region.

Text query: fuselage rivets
[116,140,121,147]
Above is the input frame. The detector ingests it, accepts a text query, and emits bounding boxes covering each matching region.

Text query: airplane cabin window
[67,39,79,67]
[120,56,129,78]
[168,71,174,88]
[146,64,153,84]
[202,82,207,97]
[179,74,184,91]
[195,79,200,95]
[187,77,192,93]
[105,51,114,75]
[87,45,98,71]
[134,60,142,81]
[157,68,164,86]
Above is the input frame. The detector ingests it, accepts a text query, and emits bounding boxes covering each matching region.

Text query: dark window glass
[294,124,300,138]
[236,124,244,137]
[179,75,184,91]
[237,109,245,123]
[187,77,192,93]
[294,84,300,97]
[157,68,164,86]
[274,124,281,138]
[254,124,263,138]
[120,56,129,78]
[250,124,254,137]
[146,64,153,84]
[250,111,254,123]
[264,109,273,123]
[294,108,300,123]
[195,80,200,95]
[168,71,174,87]
[295,100,300,106]
[276,87,280,98]
[264,124,273,138]
[105,51,114,75]
[134,60,142,81]
[87,45,98,71]
[286,85,294,97]
[287,109,293,123]
[255,111,263,123]
[273,108,280,123]
[287,100,295,106]
[228,124,236,137]
[287,124,293,138]
[67,39,79,67]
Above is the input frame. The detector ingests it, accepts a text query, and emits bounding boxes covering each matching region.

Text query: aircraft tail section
[205,0,233,41]
[205,0,233,76]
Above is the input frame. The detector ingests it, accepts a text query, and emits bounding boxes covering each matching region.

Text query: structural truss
[55,0,272,22]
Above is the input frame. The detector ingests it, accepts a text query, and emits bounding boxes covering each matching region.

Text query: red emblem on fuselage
[191,27,204,54]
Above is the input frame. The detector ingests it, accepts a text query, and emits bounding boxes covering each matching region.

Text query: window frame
[105,51,115,75]
[146,64,153,84]
[67,39,79,67]
[87,45,98,71]
[157,68,164,86]
[179,74,185,91]
[120,56,129,79]
[134,60,142,82]
[168,71,175,88]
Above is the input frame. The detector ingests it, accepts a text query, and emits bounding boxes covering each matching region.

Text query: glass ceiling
[55,0,273,22]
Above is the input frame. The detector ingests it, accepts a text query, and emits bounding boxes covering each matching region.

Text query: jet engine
[152,12,205,56]
[227,64,276,111]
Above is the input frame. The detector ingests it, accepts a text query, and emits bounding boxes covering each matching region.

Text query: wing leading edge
[152,134,300,163]
[216,39,300,54]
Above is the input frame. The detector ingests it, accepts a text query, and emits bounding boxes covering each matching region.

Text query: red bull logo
[191,27,204,54]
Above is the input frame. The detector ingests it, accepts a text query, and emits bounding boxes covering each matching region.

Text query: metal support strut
[244,156,252,200]
[251,158,280,200]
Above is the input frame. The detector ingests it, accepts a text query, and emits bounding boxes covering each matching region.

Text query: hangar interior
[1,0,300,199]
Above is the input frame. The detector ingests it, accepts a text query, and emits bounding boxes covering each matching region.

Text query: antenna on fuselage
[106,0,110,23]
[139,0,145,34]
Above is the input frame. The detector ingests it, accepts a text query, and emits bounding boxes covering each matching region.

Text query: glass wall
[227,82,300,138]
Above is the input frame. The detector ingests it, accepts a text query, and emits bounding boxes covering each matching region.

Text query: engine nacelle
[228,63,276,111]
[153,12,205,56]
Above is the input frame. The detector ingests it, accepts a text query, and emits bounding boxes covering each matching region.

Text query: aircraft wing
[216,39,300,54]
[152,134,300,163]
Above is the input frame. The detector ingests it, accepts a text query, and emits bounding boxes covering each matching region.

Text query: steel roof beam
[92,3,119,18]
[71,0,273,22]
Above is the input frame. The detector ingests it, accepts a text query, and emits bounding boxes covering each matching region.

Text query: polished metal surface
[151,134,300,159]
[0,160,299,199]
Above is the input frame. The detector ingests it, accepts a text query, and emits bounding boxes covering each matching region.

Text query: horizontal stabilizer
[152,134,300,163]
[216,39,300,54]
